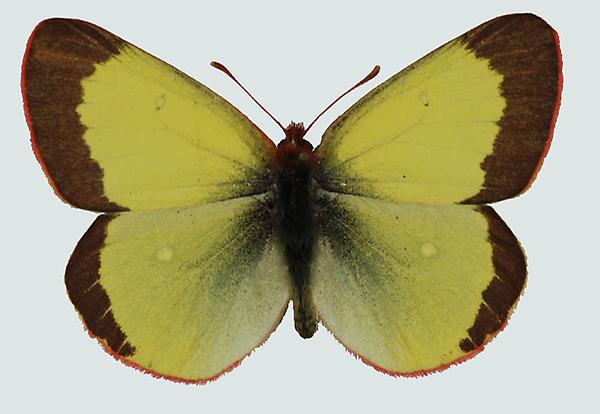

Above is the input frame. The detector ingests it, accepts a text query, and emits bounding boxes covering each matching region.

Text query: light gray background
[2,1,596,412]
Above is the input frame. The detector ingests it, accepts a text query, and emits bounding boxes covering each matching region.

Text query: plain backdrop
[2,1,597,412]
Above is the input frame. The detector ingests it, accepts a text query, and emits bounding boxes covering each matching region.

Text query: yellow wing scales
[312,192,526,374]
[316,14,561,205]
[23,18,275,212]
[66,196,291,381]
[78,42,274,210]
[317,41,504,204]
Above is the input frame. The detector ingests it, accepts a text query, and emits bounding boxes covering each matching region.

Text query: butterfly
[22,13,562,382]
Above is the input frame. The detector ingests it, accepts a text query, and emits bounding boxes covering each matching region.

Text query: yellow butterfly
[22,13,562,382]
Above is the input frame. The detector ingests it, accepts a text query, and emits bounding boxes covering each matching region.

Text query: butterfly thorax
[273,122,319,338]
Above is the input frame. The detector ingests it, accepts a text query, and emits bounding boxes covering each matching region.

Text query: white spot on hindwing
[420,242,437,257]
[156,247,173,262]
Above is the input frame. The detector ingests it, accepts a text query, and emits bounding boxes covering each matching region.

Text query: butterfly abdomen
[274,132,319,338]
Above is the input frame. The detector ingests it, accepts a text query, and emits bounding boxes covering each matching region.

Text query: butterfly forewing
[23,18,275,212]
[316,14,561,205]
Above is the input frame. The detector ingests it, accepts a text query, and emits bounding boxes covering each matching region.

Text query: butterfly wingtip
[520,26,563,195]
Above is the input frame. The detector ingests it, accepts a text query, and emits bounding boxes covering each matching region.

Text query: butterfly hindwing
[22,18,275,212]
[312,192,525,375]
[316,14,561,204]
[66,195,290,382]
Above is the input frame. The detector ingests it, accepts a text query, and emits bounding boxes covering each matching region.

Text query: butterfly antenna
[211,61,286,133]
[303,65,380,136]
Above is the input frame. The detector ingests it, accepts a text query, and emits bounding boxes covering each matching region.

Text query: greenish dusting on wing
[315,191,406,302]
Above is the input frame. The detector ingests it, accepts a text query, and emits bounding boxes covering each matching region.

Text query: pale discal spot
[420,242,437,257]
[155,94,166,110]
[419,90,430,107]
[156,247,173,261]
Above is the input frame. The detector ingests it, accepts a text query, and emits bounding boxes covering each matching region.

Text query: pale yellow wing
[316,14,561,204]
[311,192,525,374]
[66,195,290,382]
[23,18,275,212]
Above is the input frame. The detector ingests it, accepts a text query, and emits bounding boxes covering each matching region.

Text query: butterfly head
[282,122,310,146]
[275,122,317,166]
